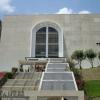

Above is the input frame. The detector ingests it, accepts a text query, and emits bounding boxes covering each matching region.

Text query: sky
[0,0,100,19]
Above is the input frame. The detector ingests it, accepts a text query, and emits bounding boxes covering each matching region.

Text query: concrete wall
[26,91,84,100]
[1,90,84,100]
[0,20,1,39]
[0,14,100,71]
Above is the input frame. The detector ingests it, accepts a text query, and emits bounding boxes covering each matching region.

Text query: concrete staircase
[39,58,78,91]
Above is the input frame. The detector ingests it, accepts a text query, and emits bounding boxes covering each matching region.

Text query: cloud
[57,7,73,14]
[79,11,91,14]
[0,0,15,13]
[57,7,91,14]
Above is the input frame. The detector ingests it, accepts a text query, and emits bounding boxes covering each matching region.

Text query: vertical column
[46,27,48,57]
[59,30,64,57]
[31,30,36,57]
[61,97,64,100]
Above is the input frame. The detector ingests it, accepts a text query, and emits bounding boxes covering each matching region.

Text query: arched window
[35,27,58,58]
[48,27,58,57]
[35,27,46,57]
[31,21,63,58]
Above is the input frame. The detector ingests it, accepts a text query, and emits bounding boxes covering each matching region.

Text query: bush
[6,72,14,79]
[12,67,18,73]
[71,68,82,80]
[71,50,85,69]
[67,58,75,70]
[76,79,85,90]
[71,68,84,90]
[85,49,97,68]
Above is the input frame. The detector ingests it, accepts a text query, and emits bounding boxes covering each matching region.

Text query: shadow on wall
[75,58,100,69]
[63,36,69,58]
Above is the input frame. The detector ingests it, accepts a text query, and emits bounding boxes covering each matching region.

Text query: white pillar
[46,27,48,57]
[61,97,64,100]
[31,30,36,57]
[59,30,64,57]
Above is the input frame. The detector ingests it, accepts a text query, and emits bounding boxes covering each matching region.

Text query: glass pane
[36,45,46,57]
[48,27,58,57]
[35,27,59,58]
[36,34,46,43]
[48,27,58,33]
[48,34,58,43]
[36,27,46,43]
[35,27,46,57]
[48,45,58,57]
[48,27,58,43]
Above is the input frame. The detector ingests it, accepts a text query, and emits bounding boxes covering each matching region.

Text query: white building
[0,14,86,100]
[0,14,100,71]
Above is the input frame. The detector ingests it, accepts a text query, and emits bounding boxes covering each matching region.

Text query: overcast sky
[0,0,100,19]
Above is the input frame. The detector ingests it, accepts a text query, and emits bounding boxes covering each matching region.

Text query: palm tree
[71,50,85,69]
[85,49,97,68]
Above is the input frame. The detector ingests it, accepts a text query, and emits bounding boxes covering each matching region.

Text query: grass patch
[85,80,100,97]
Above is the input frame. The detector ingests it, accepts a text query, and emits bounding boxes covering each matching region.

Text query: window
[35,27,46,57]
[35,27,58,58]
[48,27,58,57]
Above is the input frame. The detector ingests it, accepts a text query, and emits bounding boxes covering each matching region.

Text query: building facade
[0,14,100,71]
[0,14,91,100]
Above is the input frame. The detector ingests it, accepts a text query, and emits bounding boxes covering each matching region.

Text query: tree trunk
[90,60,93,68]
[91,61,93,68]
[79,61,82,69]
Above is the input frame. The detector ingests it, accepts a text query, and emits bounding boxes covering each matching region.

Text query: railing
[25,57,66,63]
[25,57,48,62]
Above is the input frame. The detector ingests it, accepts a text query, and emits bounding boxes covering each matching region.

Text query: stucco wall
[0,14,100,71]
